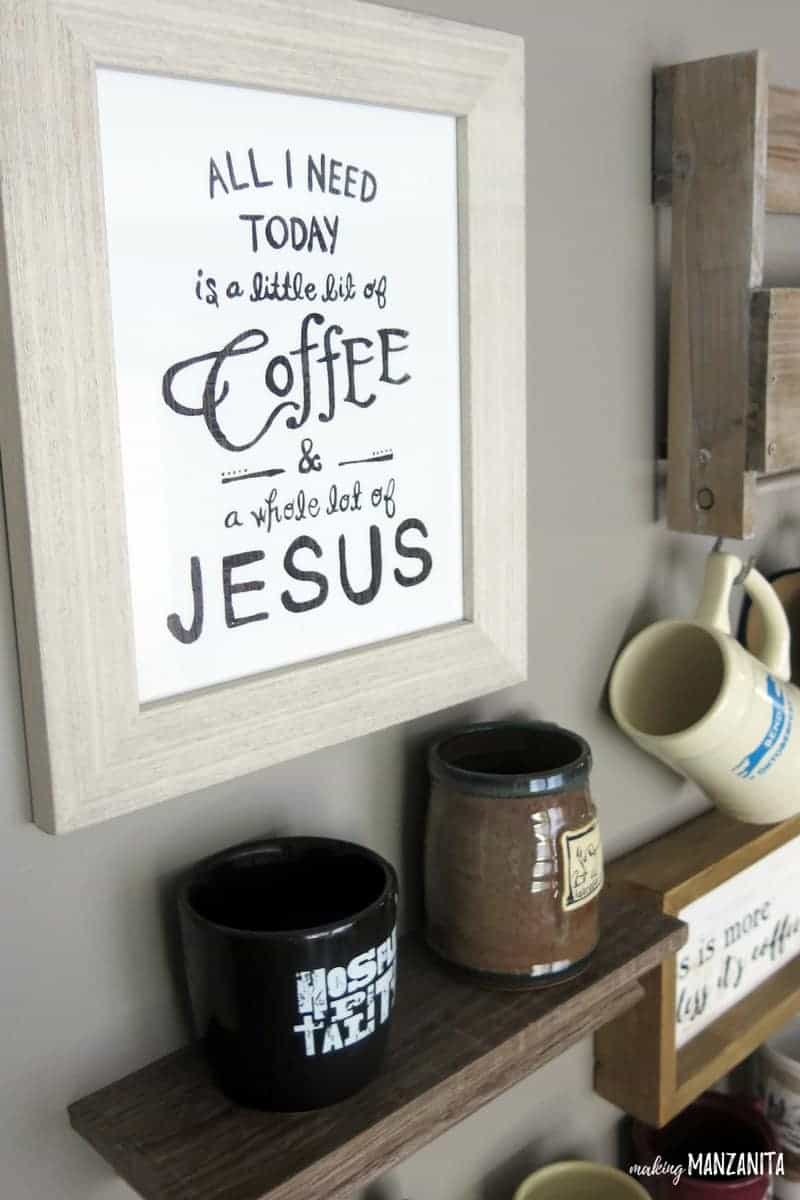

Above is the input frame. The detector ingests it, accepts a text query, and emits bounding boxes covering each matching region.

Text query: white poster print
[96,70,463,702]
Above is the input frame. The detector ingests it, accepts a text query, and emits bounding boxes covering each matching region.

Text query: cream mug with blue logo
[609,551,799,824]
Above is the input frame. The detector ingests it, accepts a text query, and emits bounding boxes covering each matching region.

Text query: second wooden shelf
[69,894,685,1200]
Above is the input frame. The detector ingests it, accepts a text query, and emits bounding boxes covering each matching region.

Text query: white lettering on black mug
[609,552,799,824]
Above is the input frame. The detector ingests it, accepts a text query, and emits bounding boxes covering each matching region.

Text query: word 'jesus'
[166,518,433,645]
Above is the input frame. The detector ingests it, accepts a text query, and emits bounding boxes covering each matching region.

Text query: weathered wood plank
[656,78,800,215]
[665,50,766,537]
[595,958,679,1128]
[767,86,800,213]
[68,895,685,1200]
[750,288,800,472]
[603,811,800,913]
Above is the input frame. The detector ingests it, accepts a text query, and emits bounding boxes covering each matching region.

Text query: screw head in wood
[673,149,692,178]
[696,487,715,511]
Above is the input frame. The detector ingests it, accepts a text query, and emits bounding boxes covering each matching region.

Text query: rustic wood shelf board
[654,51,800,537]
[602,810,800,911]
[654,78,800,215]
[664,50,766,538]
[69,896,685,1200]
[595,812,800,1127]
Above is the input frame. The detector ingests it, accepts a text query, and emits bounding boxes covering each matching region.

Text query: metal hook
[735,556,757,587]
[710,536,753,586]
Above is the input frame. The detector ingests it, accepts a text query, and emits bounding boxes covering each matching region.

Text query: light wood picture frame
[0,0,526,832]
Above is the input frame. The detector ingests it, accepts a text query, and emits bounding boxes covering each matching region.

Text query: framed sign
[675,834,800,1048]
[0,0,525,831]
[595,811,800,1127]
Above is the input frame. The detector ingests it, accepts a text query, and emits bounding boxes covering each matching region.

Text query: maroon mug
[631,1092,777,1199]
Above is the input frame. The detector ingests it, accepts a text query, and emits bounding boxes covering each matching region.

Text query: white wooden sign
[675,834,800,1047]
[97,70,463,702]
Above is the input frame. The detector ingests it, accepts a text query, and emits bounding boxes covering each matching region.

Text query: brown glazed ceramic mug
[424,721,603,987]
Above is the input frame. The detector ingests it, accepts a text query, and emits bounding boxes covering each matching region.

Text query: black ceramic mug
[178,836,398,1111]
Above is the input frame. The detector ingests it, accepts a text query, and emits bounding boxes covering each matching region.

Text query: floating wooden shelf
[595,811,800,1127]
[655,51,800,538]
[69,894,685,1200]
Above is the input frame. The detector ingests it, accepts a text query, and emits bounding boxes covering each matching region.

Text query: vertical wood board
[665,50,766,538]
[595,960,678,1127]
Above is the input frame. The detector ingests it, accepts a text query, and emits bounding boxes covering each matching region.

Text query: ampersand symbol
[298,437,323,474]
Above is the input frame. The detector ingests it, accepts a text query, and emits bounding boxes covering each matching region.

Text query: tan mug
[513,1161,650,1200]
[609,551,799,824]
[759,1015,800,1175]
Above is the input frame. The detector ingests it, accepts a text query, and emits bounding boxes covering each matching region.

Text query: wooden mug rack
[656,50,800,539]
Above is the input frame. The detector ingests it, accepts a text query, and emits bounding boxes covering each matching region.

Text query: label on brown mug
[560,819,603,911]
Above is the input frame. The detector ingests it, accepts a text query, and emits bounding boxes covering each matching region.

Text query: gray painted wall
[3,1,800,1196]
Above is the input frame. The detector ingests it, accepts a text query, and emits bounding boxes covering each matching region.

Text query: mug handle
[694,552,740,635]
[695,551,791,681]
[743,566,792,681]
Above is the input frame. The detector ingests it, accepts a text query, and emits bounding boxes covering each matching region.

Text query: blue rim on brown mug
[178,836,398,1111]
